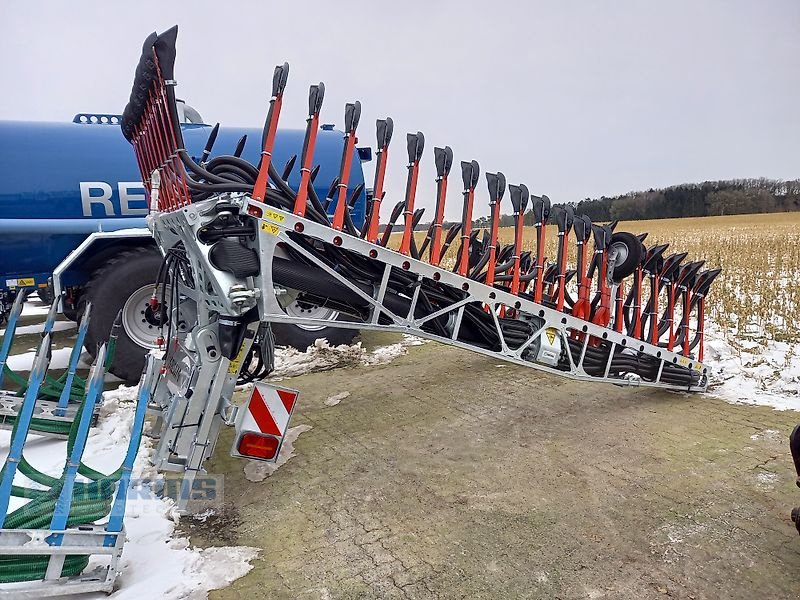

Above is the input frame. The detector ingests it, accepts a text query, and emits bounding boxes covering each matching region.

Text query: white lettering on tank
[80,181,115,217]
[119,182,148,215]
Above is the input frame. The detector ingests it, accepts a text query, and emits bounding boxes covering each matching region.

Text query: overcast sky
[1,1,797,220]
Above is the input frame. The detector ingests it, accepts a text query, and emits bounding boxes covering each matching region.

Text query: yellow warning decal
[260,221,281,236]
[5,278,35,288]
[228,343,248,374]
[263,209,285,224]
[545,327,557,345]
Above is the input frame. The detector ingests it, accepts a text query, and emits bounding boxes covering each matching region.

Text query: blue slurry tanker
[0,108,369,382]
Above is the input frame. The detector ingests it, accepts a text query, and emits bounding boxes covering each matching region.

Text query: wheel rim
[121,284,169,348]
[278,290,339,331]
[610,241,630,267]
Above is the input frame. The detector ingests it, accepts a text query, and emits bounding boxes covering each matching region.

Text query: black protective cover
[434,146,454,178]
[573,214,592,242]
[121,26,181,146]
[508,183,529,214]
[272,63,290,97]
[301,85,324,163]
[676,260,706,288]
[541,195,551,222]
[693,268,722,296]
[405,132,425,163]
[592,223,613,249]
[376,117,394,149]
[642,243,669,272]
[460,160,480,190]
[345,101,362,133]
[517,184,529,214]
[509,185,521,213]
[660,252,689,281]
[308,82,325,115]
[555,205,574,233]
[485,172,507,203]
[532,194,552,224]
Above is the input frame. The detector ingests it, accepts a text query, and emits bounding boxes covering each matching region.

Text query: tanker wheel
[271,290,358,350]
[83,246,164,384]
[37,285,55,306]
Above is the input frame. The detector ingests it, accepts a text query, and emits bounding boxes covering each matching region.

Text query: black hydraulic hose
[178,138,339,229]
[267,161,296,200]
[469,250,491,280]
[185,179,253,194]
[271,253,454,335]
[494,271,538,284]
[306,178,330,225]
[473,257,518,284]
[564,339,699,386]
[179,149,235,184]
[281,155,297,181]
[204,164,253,184]
[200,123,220,164]
[206,155,260,180]
[233,135,248,158]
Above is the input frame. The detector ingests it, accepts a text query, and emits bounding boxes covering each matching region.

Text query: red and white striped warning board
[231,382,300,462]
[241,383,298,436]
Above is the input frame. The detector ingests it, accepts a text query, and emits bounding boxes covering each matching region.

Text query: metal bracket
[0,526,125,598]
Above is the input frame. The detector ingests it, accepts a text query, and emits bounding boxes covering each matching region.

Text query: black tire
[37,285,54,306]
[609,231,644,282]
[62,299,80,322]
[83,246,162,384]
[271,321,358,350]
[271,291,359,349]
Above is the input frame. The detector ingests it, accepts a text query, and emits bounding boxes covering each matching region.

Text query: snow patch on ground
[750,429,781,442]
[270,340,364,378]
[123,545,259,600]
[402,335,426,346]
[5,346,89,372]
[269,334,421,379]
[324,391,350,407]
[704,322,800,411]
[753,471,778,489]
[0,319,75,337]
[19,300,50,317]
[243,424,313,482]
[364,342,407,365]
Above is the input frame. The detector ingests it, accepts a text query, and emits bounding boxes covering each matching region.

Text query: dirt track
[185,333,800,600]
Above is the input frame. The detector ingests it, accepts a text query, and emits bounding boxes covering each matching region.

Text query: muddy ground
[176,333,800,600]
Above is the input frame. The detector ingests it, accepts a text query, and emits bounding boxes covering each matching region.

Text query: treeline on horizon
[564,177,800,223]
[408,178,800,231]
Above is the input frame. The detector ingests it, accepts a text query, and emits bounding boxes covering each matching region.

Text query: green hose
[5,365,85,403]
[0,359,139,584]
[1,333,118,436]
[0,555,90,583]
[2,331,117,405]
